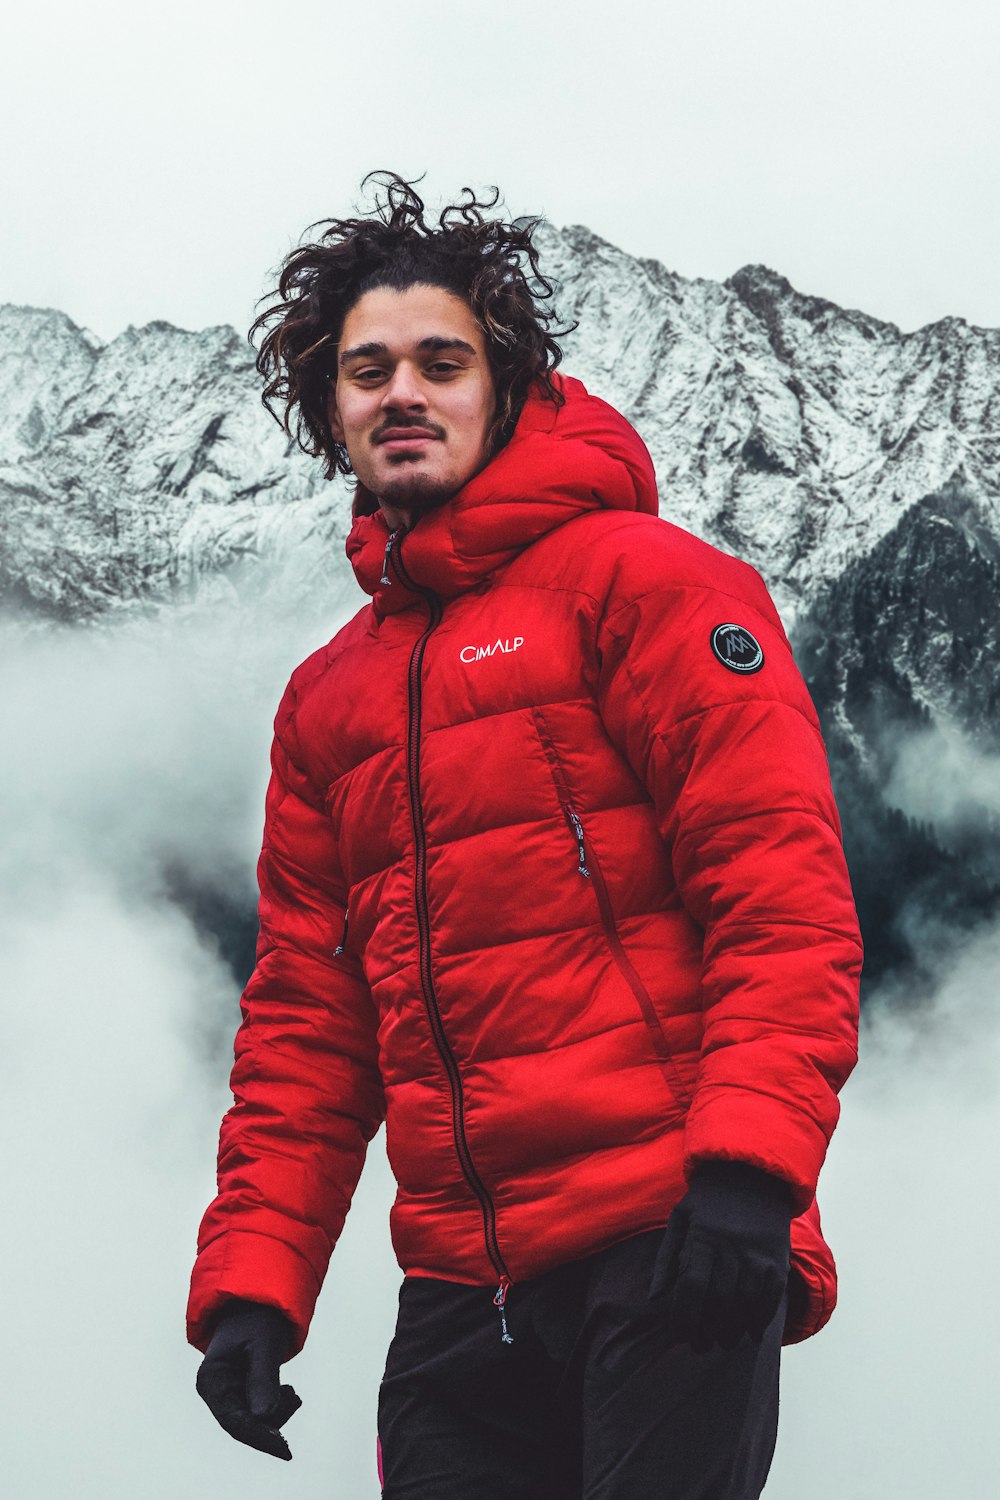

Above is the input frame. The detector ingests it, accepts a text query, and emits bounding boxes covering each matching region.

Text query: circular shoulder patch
[710,622,765,674]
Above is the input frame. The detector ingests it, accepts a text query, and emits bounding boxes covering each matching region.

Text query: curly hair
[250,172,575,480]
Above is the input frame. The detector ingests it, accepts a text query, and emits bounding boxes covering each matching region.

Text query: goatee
[376,470,463,517]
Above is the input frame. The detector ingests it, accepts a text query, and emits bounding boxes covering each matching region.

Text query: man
[188,175,862,1499]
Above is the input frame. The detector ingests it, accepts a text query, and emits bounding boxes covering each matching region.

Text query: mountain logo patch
[710,623,764,674]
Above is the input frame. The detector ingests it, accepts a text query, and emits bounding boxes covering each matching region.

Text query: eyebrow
[338,335,479,368]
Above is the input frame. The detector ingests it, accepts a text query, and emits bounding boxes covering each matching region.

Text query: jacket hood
[345,373,658,615]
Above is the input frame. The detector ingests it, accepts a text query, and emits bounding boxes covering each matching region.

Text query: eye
[426,361,462,377]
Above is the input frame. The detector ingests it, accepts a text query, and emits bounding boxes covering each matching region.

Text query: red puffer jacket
[187,374,862,1355]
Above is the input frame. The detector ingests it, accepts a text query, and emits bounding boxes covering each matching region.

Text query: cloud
[0,866,401,1498]
[0,590,398,1499]
[768,918,1000,1498]
[883,721,1000,832]
[0,598,334,906]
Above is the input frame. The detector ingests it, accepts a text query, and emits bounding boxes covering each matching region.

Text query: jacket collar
[344,373,658,617]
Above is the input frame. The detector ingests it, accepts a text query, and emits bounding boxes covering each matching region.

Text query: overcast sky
[3,0,999,342]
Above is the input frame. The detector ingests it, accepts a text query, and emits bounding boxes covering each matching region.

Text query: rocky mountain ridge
[794,474,1000,986]
[540,223,1000,619]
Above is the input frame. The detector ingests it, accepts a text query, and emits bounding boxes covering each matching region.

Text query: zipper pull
[334,907,349,956]
[493,1277,514,1345]
[380,528,400,586]
[567,807,590,878]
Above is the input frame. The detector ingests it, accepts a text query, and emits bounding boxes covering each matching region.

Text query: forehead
[339,284,486,354]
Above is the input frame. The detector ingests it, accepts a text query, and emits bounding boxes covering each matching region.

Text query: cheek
[331,386,374,443]
[456,386,496,446]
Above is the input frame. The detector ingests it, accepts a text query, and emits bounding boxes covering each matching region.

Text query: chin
[376,468,464,514]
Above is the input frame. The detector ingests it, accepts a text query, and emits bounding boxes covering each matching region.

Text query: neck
[378,499,414,533]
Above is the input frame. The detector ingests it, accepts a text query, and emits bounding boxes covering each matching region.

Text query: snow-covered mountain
[540,223,1000,623]
[3,223,998,991]
[4,221,1000,624]
[0,305,350,617]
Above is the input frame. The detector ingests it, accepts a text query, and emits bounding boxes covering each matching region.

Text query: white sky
[2,0,998,341]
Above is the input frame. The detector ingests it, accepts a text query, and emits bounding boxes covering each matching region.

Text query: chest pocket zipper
[532,712,694,1115]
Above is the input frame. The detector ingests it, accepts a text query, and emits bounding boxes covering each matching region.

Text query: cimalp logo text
[459,637,524,664]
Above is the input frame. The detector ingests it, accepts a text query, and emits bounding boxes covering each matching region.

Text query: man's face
[328,283,497,525]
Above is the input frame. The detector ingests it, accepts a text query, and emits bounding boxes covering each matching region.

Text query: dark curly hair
[250,172,575,480]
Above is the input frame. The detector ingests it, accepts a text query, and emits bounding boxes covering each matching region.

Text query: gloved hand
[650,1160,794,1353]
[196,1298,302,1460]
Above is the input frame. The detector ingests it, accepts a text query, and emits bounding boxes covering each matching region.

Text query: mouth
[375,426,441,452]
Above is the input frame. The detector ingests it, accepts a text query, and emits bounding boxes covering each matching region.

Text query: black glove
[196,1298,302,1460]
[650,1160,794,1353]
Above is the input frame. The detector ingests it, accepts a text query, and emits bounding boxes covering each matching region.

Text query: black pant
[378,1229,784,1499]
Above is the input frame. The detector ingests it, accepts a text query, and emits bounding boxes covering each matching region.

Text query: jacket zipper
[533,713,693,1113]
[389,532,514,1341]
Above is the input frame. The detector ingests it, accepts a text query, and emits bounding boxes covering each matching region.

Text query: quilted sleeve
[596,552,862,1213]
[186,681,385,1356]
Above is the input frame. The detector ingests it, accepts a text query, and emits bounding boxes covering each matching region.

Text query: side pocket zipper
[532,708,693,1114]
[562,800,694,1113]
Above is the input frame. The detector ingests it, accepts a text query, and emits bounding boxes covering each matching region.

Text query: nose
[380,361,426,411]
